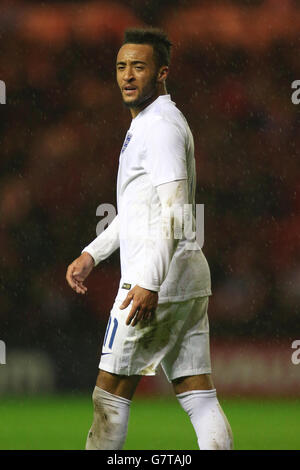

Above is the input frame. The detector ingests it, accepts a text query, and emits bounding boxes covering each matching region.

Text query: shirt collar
[130,94,172,127]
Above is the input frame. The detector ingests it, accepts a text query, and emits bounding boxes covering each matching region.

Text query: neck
[130,84,167,119]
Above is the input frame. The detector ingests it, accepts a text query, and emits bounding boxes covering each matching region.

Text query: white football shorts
[99,295,212,382]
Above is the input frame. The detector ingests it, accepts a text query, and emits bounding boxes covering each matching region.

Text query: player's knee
[91,386,114,423]
[172,373,214,395]
[91,386,131,426]
[87,386,131,450]
[92,385,103,411]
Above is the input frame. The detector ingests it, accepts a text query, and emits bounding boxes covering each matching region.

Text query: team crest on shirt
[121,132,133,153]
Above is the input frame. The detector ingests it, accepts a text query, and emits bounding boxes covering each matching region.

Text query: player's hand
[66,252,95,295]
[120,285,158,326]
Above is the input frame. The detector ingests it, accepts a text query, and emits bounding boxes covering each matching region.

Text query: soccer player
[66,28,233,450]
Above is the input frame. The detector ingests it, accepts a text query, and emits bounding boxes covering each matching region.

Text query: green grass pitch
[0,395,299,450]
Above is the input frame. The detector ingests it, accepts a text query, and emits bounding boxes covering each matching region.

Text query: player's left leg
[172,374,233,450]
[161,296,233,450]
[85,370,141,450]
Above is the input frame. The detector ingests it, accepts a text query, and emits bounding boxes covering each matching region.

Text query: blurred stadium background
[0,0,300,450]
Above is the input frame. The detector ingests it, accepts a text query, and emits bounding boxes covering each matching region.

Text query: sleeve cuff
[136,282,160,293]
[81,248,99,267]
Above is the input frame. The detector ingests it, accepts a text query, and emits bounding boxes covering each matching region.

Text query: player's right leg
[85,370,140,450]
[85,295,146,451]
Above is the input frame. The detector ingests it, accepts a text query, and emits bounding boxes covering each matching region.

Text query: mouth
[123,85,138,96]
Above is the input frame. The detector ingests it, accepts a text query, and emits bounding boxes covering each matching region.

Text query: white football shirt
[84,94,212,303]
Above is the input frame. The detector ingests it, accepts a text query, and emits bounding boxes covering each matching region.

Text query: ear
[157,65,169,83]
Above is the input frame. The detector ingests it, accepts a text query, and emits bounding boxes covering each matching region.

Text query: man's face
[116,43,159,108]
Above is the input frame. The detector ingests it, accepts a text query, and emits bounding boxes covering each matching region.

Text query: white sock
[176,389,233,450]
[85,386,131,450]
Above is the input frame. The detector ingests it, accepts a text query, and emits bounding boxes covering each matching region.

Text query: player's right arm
[66,214,120,294]
[66,251,95,295]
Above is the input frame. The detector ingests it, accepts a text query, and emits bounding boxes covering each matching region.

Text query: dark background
[0,0,299,394]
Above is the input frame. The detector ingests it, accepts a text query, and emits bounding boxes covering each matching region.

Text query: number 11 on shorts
[103,316,118,350]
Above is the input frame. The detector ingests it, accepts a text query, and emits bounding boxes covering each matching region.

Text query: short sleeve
[145,118,188,187]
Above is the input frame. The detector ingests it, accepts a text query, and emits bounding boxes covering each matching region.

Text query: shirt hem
[157,288,212,304]
[152,175,188,187]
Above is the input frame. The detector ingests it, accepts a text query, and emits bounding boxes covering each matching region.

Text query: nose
[123,66,134,82]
